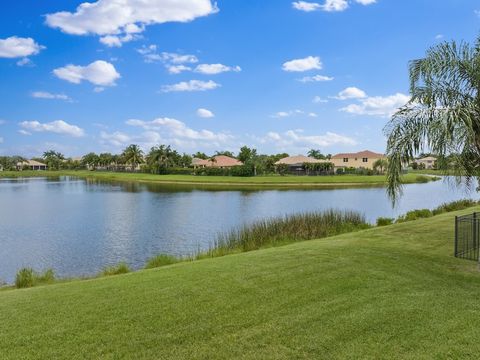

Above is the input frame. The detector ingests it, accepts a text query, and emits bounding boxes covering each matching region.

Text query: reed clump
[206,210,370,256]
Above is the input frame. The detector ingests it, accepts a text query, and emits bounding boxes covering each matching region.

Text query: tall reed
[203,209,370,257]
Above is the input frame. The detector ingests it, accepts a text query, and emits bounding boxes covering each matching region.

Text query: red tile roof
[331,150,385,159]
[207,155,243,167]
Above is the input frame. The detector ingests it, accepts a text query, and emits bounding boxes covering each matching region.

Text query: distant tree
[122,144,144,171]
[98,153,114,169]
[237,146,257,163]
[307,149,326,160]
[214,150,235,158]
[372,159,388,174]
[82,152,100,170]
[43,150,65,170]
[192,151,208,160]
[180,153,192,168]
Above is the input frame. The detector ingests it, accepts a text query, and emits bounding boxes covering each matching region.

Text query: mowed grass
[1,208,480,359]
[0,170,436,187]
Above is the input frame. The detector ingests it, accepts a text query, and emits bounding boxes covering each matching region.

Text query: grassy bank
[1,208,480,358]
[0,170,438,187]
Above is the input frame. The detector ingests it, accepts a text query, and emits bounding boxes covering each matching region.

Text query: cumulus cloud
[53,60,120,86]
[292,0,375,12]
[282,56,322,72]
[261,129,356,148]
[334,87,367,100]
[196,108,215,118]
[194,63,241,75]
[0,36,44,58]
[100,131,132,147]
[340,93,410,117]
[19,120,85,137]
[292,1,322,12]
[298,74,334,83]
[271,110,317,118]
[31,91,72,101]
[45,0,218,47]
[161,80,220,92]
[167,65,192,74]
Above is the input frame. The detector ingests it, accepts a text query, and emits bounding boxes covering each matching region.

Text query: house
[275,155,332,174]
[206,155,243,168]
[191,157,209,168]
[17,160,48,171]
[415,156,437,169]
[331,150,385,170]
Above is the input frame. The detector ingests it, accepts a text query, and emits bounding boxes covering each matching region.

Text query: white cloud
[31,91,72,101]
[100,131,132,147]
[271,109,317,118]
[197,108,215,118]
[435,34,444,40]
[261,129,356,148]
[160,52,199,64]
[322,0,348,12]
[335,87,367,100]
[53,60,120,86]
[16,58,34,67]
[355,0,376,4]
[167,65,192,74]
[313,96,328,103]
[161,80,220,92]
[298,74,334,82]
[340,93,410,117]
[45,0,218,47]
[194,63,241,74]
[18,129,32,136]
[19,120,85,137]
[282,56,322,72]
[0,36,44,58]
[292,1,322,12]
[292,0,374,12]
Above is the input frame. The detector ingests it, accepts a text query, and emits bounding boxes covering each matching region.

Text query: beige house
[16,160,48,171]
[415,156,437,169]
[331,150,385,170]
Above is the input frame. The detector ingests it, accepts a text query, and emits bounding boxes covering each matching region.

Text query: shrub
[101,262,130,276]
[376,217,394,226]
[415,175,430,183]
[15,268,56,288]
[145,254,178,269]
[432,199,479,215]
[15,268,35,288]
[230,164,254,177]
[396,209,433,223]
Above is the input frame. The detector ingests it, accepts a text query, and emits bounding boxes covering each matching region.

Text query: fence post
[454,215,458,257]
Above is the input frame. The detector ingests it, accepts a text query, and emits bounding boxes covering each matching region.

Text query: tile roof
[275,155,330,165]
[331,150,385,159]
[207,155,243,167]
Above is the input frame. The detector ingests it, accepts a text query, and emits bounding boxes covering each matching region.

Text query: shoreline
[0,170,440,189]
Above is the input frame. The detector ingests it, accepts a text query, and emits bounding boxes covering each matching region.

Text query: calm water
[0,176,477,283]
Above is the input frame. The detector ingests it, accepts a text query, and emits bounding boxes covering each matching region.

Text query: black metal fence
[455,213,480,261]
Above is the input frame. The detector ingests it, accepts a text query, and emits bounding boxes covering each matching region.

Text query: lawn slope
[1,209,480,359]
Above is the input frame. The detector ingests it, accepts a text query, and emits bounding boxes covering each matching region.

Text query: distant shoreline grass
[0,170,439,188]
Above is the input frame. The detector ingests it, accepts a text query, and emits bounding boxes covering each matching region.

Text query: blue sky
[0,0,479,157]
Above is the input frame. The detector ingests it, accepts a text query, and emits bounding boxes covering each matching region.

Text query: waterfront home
[415,156,437,169]
[275,155,332,174]
[331,150,385,170]
[16,159,47,171]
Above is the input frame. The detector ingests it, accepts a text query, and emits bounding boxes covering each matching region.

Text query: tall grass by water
[15,268,55,288]
[204,209,371,257]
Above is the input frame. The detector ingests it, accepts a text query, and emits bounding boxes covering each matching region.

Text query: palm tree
[122,144,144,171]
[373,159,388,174]
[385,36,480,202]
[307,149,326,160]
[43,150,65,170]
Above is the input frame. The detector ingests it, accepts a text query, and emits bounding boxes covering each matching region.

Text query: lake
[0,176,477,283]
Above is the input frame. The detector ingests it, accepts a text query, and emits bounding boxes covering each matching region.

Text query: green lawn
[1,208,480,359]
[0,170,438,187]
